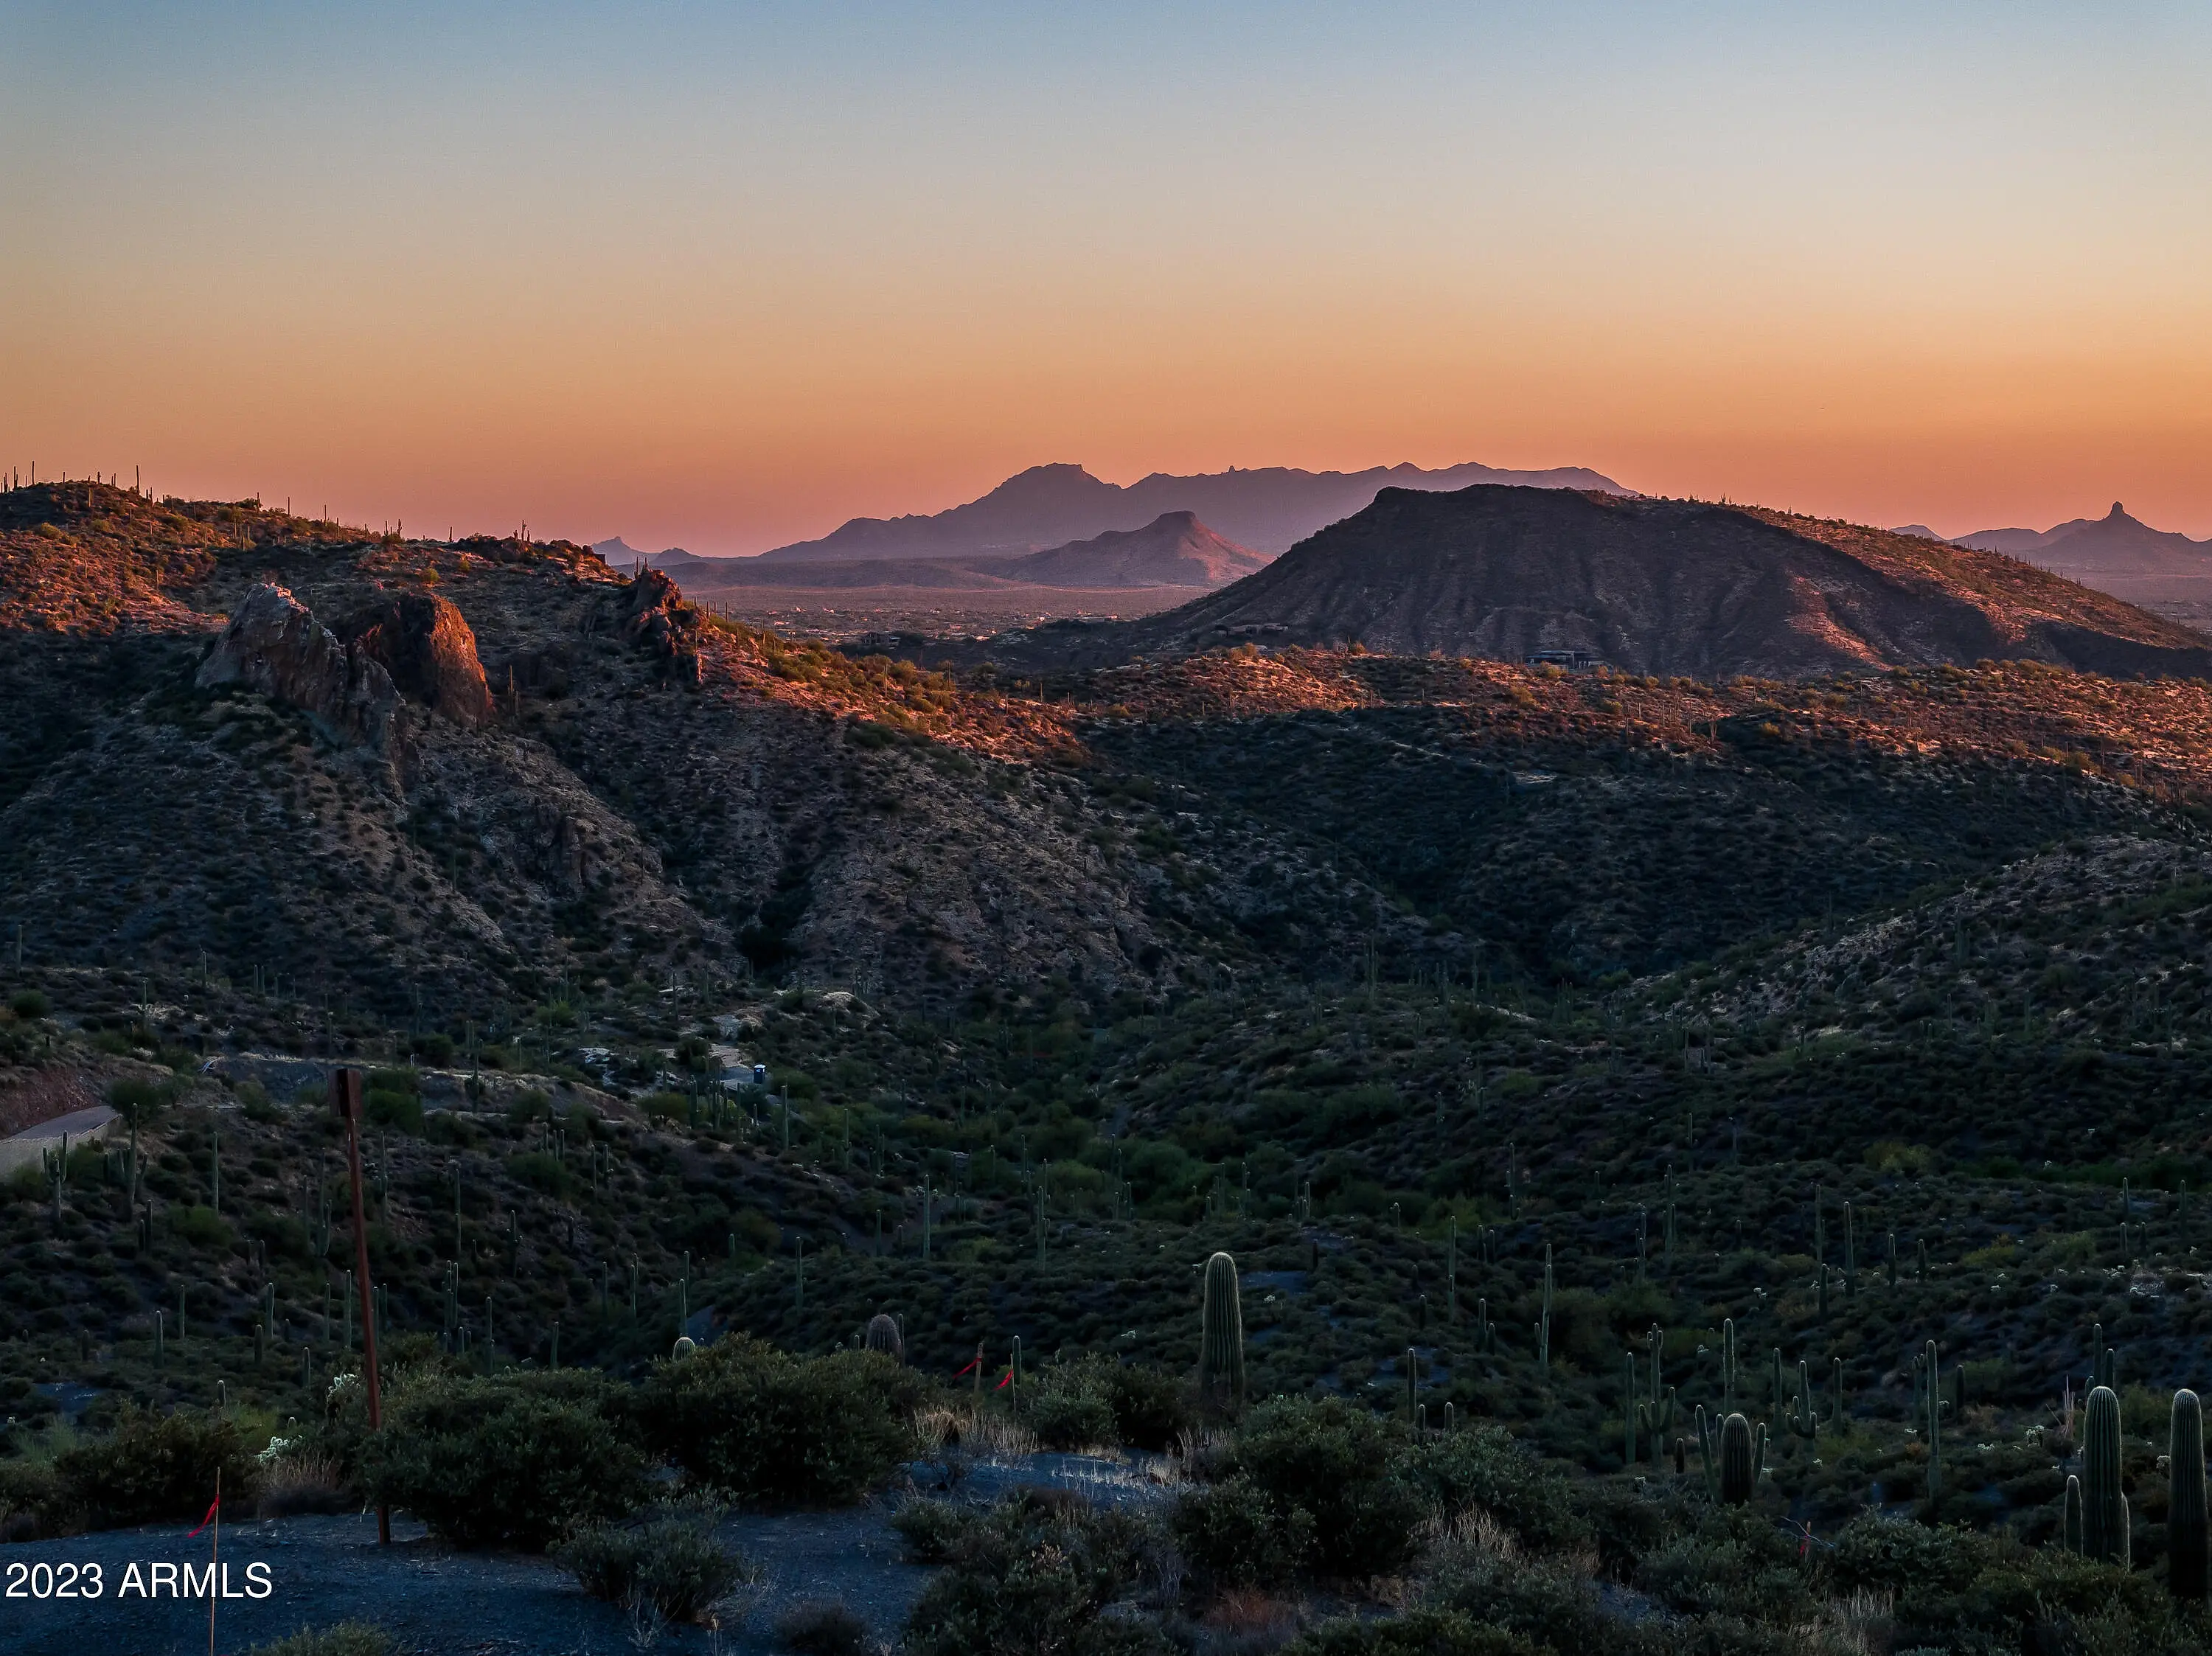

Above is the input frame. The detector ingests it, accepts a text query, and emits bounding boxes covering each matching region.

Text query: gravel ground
[0,1452,1176,1655]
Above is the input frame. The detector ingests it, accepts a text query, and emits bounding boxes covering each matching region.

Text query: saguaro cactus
[1722,1412,1763,1504]
[1537,1245,1554,1375]
[1198,1250,1245,1415]
[2169,1389,2206,1599]
[2081,1383,2128,1565]
[1920,1339,1944,1499]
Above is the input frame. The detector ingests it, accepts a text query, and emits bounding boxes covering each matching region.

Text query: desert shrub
[1028,1360,1118,1450]
[244,1625,392,1656]
[1391,1427,1584,1552]
[255,1450,351,1518]
[891,1497,976,1563]
[1172,1474,1312,1589]
[0,1458,76,1540]
[364,1087,422,1133]
[1632,1507,1817,1626]
[776,1599,872,1655]
[1223,1398,1427,1579]
[1101,1362,1192,1452]
[1287,1611,1541,1656]
[1828,1514,1981,1595]
[903,1489,1168,1656]
[10,989,51,1019]
[638,1335,919,1506]
[108,1074,168,1119]
[52,1406,259,1529]
[505,1149,570,1197]
[411,1032,456,1065]
[554,1499,748,1626]
[169,1204,233,1248]
[640,1091,689,1124]
[1418,1525,1611,1650]
[353,1368,648,1549]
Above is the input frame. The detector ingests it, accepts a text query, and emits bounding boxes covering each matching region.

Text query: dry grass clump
[256,1450,352,1518]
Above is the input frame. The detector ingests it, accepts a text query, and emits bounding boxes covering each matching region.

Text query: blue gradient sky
[4,2,2208,549]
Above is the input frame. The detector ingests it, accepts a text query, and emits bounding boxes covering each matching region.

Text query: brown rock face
[195,582,400,749]
[335,593,495,726]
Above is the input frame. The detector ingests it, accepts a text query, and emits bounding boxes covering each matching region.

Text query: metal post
[335,1068,390,1545]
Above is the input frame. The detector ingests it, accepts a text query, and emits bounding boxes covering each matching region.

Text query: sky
[4,2,2210,552]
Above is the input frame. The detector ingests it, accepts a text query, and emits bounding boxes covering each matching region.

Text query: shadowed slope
[1116,485,2212,679]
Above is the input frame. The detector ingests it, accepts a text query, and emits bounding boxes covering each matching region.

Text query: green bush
[1418,1536,1611,1650]
[354,1369,649,1549]
[1028,1363,1117,1451]
[554,1499,748,1626]
[244,1625,392,1656]
[1224,1398,1426,1579]
[51,1407,260,1529]
[0,1459,75,1540]
[1171,1474,1312,1588]
[364,1088,422,1133]
[1632,1507,1817,1626]
[108,1075,168,1119]
[891,1497,976,1563]
[1100,1363,1191,1453]
[1287,1611,1542,1656]
[1829,1514,1982,1595]
[903,1490,1166,1656]
[169,1205,233,1248]
[10,989,51,1019]
[638,1336,919,1507]
[1391,1427,1584,1552]
[505,1149,571,1198]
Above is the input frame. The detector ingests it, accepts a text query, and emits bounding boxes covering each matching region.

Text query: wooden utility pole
[334,1068,390,1544]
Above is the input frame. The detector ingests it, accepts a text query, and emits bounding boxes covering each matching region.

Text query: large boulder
[335,592,495,726]
[195,582,399,750]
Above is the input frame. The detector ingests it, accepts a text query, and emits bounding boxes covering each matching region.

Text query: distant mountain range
[754,459,1628,564]
[1950,504,2212,582]
[591,537,714,573]
[625,512,1267,592]
[969,484,2212,681]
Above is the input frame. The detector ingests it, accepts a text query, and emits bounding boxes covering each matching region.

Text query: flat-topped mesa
[333,592,495,727]
[195,582,402,751]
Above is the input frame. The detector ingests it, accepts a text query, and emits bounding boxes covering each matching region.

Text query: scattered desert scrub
[775,1598,874,1655]
[351,1368,649,1550]
[638,1335,922,1506]
[243,1625,393,1656]
[554,1498,753,1627]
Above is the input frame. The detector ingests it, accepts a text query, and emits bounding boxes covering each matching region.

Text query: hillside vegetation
[2,479,2211,1652]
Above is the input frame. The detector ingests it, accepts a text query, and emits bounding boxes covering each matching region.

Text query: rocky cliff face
[195,582,400,750]
[334,592,495,726]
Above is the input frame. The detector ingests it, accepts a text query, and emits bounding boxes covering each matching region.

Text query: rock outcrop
[620,567,705,685]
[195,582,400,749]
[335,592,495,726]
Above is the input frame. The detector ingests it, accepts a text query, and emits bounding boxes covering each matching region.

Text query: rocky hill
[757,458,1628,563]
[997,510,1265,588]
[1037,484,2212,679]
[0,481,1461,1022]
